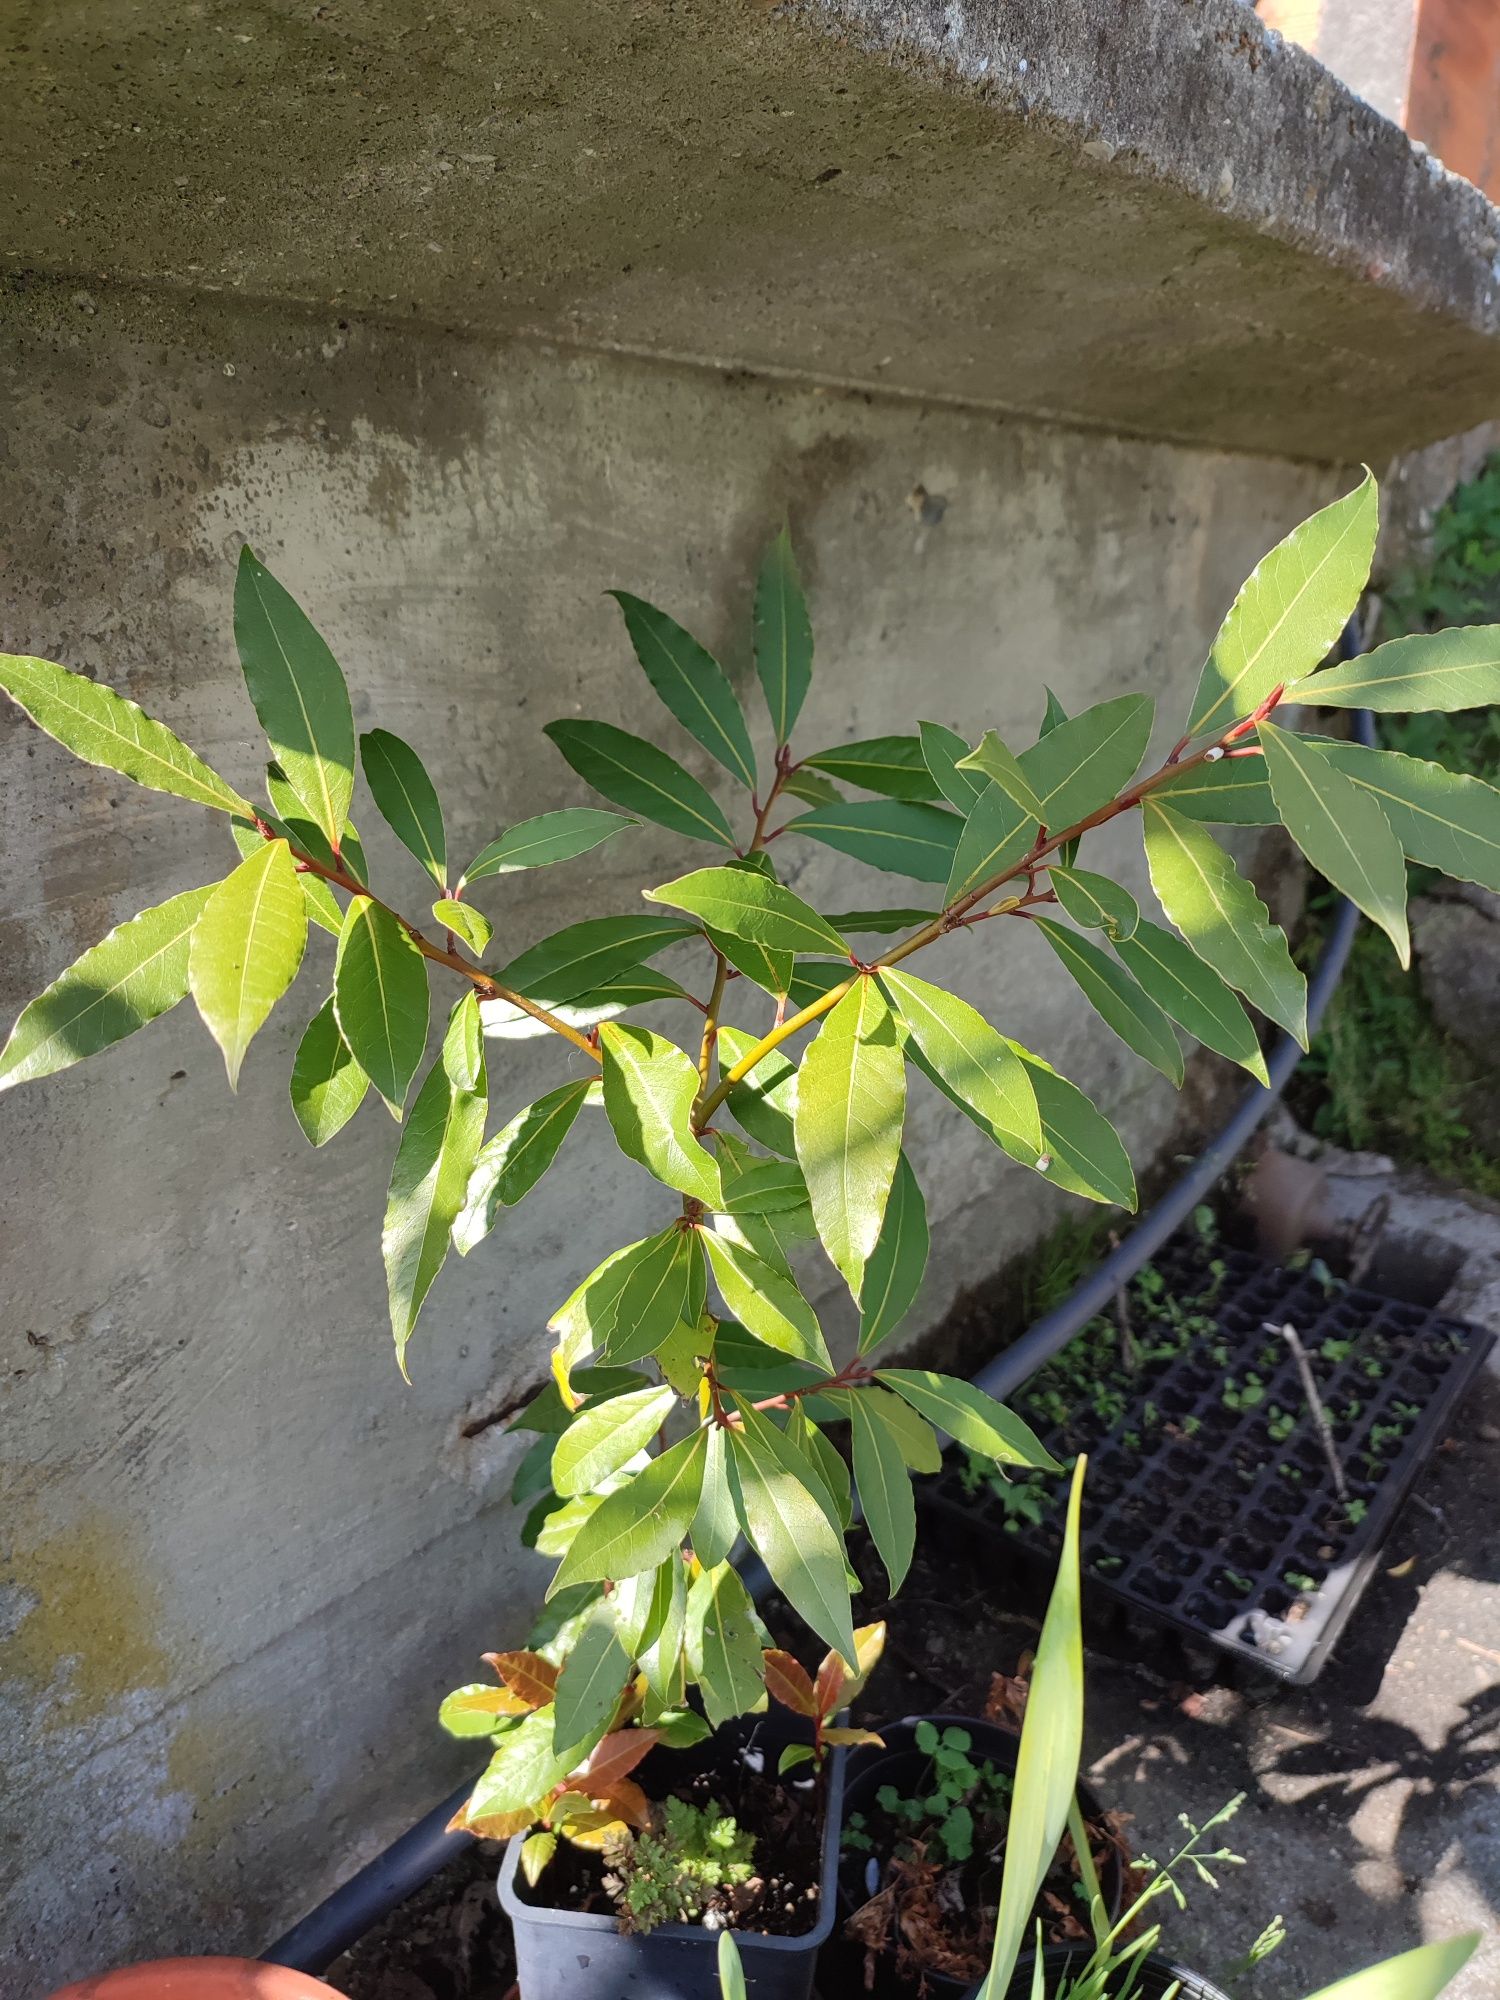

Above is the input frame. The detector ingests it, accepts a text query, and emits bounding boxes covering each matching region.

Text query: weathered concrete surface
[5,0,1500,460]
[0,283,1339,1990]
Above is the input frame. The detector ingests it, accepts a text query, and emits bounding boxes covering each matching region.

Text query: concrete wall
[0,284,1336,1991]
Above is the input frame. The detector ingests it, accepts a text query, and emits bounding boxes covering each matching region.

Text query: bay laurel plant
[4,472,1500,1866]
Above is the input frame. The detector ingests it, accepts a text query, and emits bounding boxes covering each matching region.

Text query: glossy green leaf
[779,767,844,808]
[647,866,848,956]
[1316,739,1500,891]
[610,1558,672,1658]
[189,838,308,1088]
[1040,687,1069,735]
[552,1430,708,1591]
[706,927,792,1001]
[495,914,697,1009]
[788,1400,853,1532]
[1142,799,1307,1044]
[359,728,446,887]
[599,1023,722,1205]
[552,1384,679,1499]
[0,883,213,1091]
[290,996,369,1144]
[878,1370,1060,1469]
[701,1228,832,1369]
[785,799,964,884]
[1303,623,1500,713]
[432,898,492,958]
[480,971,691,1041]
[824,906,938,935]
[467,1707,575,1821]
[880,968,1042,1157]
[455,1079,593,1251]
[1017,695,1154,831]
[795,976,905,1301]
[384,1048,488,1375]
[691,1425,741,1570]
[803,735,944,802]
[858,1152,929,1355]
[608,1227,705,1365]
[849,1389,916,1594]
[1113,917,1269,1085]
[686,1562,767,1728]
[462,808,635,885]
[717,1026,798,1156]
[979,1461,1085,2000]
[727,1403,857,1665]
[1149,758,1277,824]
[442,990,484,1091]
[612,591,756,790]
[639,1553,689,1716]
[834,1384,941,1473]
[0,653,250,815]
[919,718,987,812]
[234,549,355,847]
[1187,474,1377,736]
[720,1155,810,1217]
[552,1614,630,1755]
[333,898,431,1108]
[943,782,1036,902]
[1033,920,1185,1085]
[957,729,1046,820]
[1260,722,1409,964]
[753,526,814,745]
[1296,1936,1479,2000]
[1049,867,1139,941]
[545,719,736,847]
[1008,1041,1137,1208]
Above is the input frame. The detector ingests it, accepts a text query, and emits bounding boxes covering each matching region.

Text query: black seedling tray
[919,1238,1493,1683]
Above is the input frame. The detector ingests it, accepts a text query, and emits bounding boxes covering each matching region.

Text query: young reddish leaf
[813,1652,846,1720]
[484,1650,560,1707]
[762,1649,818,1717]
[583,1726,661,1796]
[594,1776,652,1830]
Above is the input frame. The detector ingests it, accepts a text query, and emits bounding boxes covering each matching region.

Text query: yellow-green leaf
[858,1153,929,1355]
[552,1431,708,1592]
[877,1370,1060,1469]
[1016,695,1154,831]
[1112,918,1268,1086]
[726,1403,856,1667]
[1316,739,1500,891]
[701,1228,832,1370]
[456,1080,593,1252]
[554,1385,679,1499]
[686,1562,767,1728]
[880,968,1042,1159]
[1303,623,1500,713]
[795,976,905,1302]
[647,865,848,956]
[1187,472,1377,737]
[189,838,308,1088]
[1049,867,1139,941]
[599,1022,722,1205]
[0,883,214,1091]
[462,808,635,885]
[1296,1936,1479,2000]
[0,653,250,815]
[957,729,1046,820]
[804,735,943,802]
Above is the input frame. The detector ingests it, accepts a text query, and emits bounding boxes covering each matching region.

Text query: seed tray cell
[919,1239,1492,1682]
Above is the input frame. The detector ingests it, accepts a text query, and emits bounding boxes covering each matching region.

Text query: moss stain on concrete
[2,1509,171,1721]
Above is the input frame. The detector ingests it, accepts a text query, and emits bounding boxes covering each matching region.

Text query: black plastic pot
[498,1710,845,2000]
[831,1715,1126,2000]
[979,1944,1232,1999]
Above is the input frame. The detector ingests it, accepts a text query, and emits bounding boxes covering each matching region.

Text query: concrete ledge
[5,0,1500,461]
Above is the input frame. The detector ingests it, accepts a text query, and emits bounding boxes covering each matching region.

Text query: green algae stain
[2,1509,171,1721]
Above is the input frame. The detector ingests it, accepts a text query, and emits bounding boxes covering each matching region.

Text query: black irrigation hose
[262,696,1376,1975]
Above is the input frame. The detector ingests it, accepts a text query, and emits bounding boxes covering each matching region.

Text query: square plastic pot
[497,1712,846,2000]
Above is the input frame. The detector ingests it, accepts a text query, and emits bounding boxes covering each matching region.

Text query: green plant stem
[695,729,1236,1124]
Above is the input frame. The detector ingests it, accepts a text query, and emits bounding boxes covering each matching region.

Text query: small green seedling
[602,1796,756,1934]
[1283,1570,1317,1594]
[846,1720,1013,1867]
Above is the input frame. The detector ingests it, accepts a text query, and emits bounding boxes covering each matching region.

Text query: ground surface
[327,1371,1499,1999]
